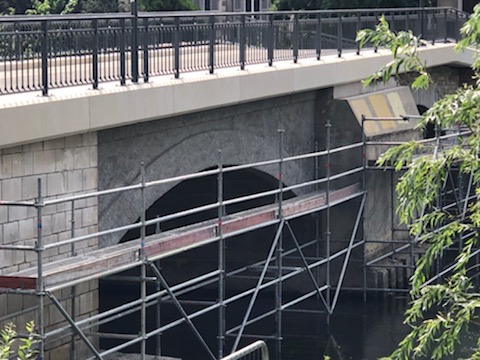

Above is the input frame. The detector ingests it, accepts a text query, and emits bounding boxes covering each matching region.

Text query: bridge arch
[98,124,312,247]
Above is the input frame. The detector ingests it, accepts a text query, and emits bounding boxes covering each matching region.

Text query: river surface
[101,285,414,360]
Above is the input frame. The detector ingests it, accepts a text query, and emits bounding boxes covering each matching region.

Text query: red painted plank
[0,276,36,290]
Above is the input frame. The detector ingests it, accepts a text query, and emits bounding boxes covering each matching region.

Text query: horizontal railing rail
[220,340,269,360]
[0,7,468,96]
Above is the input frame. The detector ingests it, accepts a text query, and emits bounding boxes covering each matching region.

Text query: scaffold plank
[0,183,362,292]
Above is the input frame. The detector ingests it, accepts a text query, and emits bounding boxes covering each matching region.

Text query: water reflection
[279,294,409,360]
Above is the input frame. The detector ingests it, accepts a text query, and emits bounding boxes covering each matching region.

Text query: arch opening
[98,167,317,358]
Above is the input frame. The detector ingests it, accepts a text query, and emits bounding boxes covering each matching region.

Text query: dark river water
[101,284,416,360]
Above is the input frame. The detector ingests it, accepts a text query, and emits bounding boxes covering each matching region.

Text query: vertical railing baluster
[267,14,274,66]
[131,1,139,83]
[93,18,99,89]
[143,18,149,82]
[337,14,343,57]
[293,13,299,63]
[41,20,48,96]
[120,18,126,85]
[432,10,436,44]
[174,17,180,79]
[315,13,322,60]
[356,13,361,55]
[444,8,448,43]
[209,15,215,74]
[240,14,246,70]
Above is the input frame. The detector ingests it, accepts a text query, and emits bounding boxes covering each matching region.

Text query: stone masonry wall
[0,133,99,360]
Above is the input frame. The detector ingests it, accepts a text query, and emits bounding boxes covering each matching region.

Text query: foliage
[0,322,39,360]
[356,15,430,89]
[357,4,480,360]
[271,0,433,11]
[137,0,198,11]
[79,0,119,13]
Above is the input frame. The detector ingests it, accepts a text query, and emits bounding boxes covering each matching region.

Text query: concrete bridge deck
[0,42,475,150]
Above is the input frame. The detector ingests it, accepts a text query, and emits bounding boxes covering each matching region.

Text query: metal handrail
[220,340,269,360]
[0,7,468,96]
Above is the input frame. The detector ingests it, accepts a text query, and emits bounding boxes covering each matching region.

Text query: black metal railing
[0,7,468,96]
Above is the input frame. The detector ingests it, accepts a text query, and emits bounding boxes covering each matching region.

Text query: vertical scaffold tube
[325,118,332,324]
[70,200,77,360]
[155,217,162,359]
[361,115,367,303]
[217,150,226,359]
[36,178,45,360]
[276,128,285,359]
[140,163,147,360]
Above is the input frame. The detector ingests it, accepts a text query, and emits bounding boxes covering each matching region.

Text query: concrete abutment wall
[0,134,99,360]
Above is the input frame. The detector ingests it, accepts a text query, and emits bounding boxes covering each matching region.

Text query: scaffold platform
[0,183,362,293]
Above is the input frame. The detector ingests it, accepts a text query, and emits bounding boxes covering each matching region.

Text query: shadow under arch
[120,165,296,243]
[98,166,316,357]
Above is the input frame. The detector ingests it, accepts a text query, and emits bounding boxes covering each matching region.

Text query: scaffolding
[1,114,474,360]
[0,119,370,360]
[362,115,479,294]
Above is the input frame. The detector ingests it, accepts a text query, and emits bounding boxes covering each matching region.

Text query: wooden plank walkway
[0,183,362,292]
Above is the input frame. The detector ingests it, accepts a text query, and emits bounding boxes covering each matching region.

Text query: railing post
[131,0,139,83]
[92,18,99,89]
[406,10,410,33]
[240,14,246,70]
[267,14,274,66]
[337,14,343,57]
[390,11,395,33]
[293,13,299,63]
[455,10,459,42]
[444,8,448,43]
[120,18,126,85]
[209,15,215,74]
[432,9,436,44]
[356,13,361,55]
[41,20,48,96]
[315,13,322,60]
[143,18,149,82]
[174,17,180,79]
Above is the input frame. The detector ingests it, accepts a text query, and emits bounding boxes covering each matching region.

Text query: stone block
[11,153,23,177]
[7,294,24,314]
[47,172,66,197]
[55,148,74,172]
[89,146,98,167]
[83,168,98,190]
[3,221,19,244]
[8,206,28,222]
[0,206,7,224]
[82,207,97,227]
[22,174,46,200]
[22,142,43,153]
[52,212,68,234]
[73,147,90,170]
[44,138,65,151]
[22,152,33,176]
[65,134,83,148]
[18,218,35,240]
[1,154,12,179]
[2,177,21,201]
[67,170,83,193]
[82,132,97,146]
[33,150,56,174]
[2,145,22,155]
[41,215,52,236]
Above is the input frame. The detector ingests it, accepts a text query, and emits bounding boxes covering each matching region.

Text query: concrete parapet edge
[0,44,475,149]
